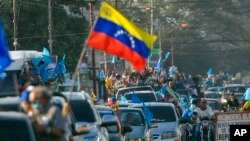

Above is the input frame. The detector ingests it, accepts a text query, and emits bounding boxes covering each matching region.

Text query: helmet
[115,73,121,79]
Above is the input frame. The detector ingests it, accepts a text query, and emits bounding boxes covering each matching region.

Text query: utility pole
[13,0,18,50]
[147,0,154,67]
[48,0,53,54]
[89,1,97,96]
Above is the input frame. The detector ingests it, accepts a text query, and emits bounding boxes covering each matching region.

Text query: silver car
[131,102,179,141]
[96,105,128,141]
[119,108,154,141]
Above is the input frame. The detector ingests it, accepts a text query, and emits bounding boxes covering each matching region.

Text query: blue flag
[111,56,115,64]
[32,57,42,66]
[121,96,128,103]
[164,52,170,61]
[244,88,250,100]
[132,91,141,103]
[39,63,50,81]
[0,21,11,74]
[53,54,66,78]
[32,62,50,81]
[43,47,50,56]
[207,68,214,75]
[143,102,153,124]
[99,69,105,81]
[42,47,51,63]
[155,57,163,73]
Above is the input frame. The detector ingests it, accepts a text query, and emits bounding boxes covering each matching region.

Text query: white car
[130,102,179,141]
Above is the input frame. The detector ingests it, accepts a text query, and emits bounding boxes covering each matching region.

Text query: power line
[7,32,88,40]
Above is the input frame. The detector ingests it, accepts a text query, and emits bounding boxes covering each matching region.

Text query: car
[0,111,38,141]
[0,96,21,111]
[119,107,154,141]
[221,84,246,104]
[63,91,111,141]
[131,102,179,141]
[96,105,132,141]
[206,99,221,113]
[206,87,224,95]
[117,91,158,103]
[116,86,154,98]
[203,91,221,103]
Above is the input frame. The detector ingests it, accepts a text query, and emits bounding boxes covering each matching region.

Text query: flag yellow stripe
[99,2,157,49]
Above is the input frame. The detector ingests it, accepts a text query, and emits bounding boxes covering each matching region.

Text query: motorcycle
[226,106,240,112]
[200,117,213,141]
[177,121,193,141]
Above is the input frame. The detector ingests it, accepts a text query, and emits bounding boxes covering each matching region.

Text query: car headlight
[161,131,177,139]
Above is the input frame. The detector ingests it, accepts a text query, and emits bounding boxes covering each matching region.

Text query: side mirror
[101,114,117,126]
[149,123,158,128]
[123,124,132,133]
[72,122,92,135]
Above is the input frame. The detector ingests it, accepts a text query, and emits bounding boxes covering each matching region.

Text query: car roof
[117,86,153,91]
[62,91,91,101]
[124,91,154,94]
[204,91,219,94]
[224,84,245,87]
[95,105,113,111]
[130,102,175,108]
[0,96,20,104]
[119,107,143,112]
[0,111,30,121]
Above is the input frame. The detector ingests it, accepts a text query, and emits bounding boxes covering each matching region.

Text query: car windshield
[97,109,118,133]
[207,87,223,92]
[117,87,152,99]
[124,93,156,102]
[70,100,96,123]
[207,101,220,110]
[98,109,114,118]
[0,71,18,97]
[120,110,145,126]
[205,93,219,98]
[224,87,246,94]
[146,106,176,123]
[0,119,34,141]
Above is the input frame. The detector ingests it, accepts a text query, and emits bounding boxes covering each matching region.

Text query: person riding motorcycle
[226,92,240,111]
[194,99,215,141]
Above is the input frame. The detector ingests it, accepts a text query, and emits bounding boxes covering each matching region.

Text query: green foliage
[1,0,89,72]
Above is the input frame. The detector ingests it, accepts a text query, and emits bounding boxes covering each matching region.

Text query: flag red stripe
[87,31,146,71]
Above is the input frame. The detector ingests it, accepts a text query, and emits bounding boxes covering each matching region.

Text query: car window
[207,101,220,110]
[205,93,219,98]
[117,87,152,99]
[147,106,176,123]
[97,110,119,133]
[0,119,34,141]
[0,71,18,97]
[224,87,246,94]
[70,100,96,123]
[120,111,145,126]
[124,93,157,102]
[98,110,114,118]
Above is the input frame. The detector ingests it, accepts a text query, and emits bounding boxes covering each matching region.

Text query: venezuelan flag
[86,2,157,71]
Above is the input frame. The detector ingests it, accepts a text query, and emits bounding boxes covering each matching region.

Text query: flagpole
[89,1,97,96]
